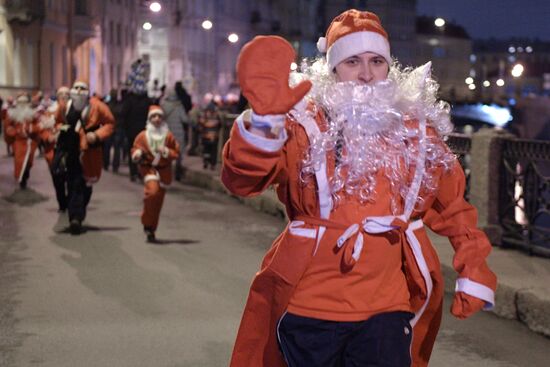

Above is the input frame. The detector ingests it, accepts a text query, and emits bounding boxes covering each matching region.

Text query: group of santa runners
[1,81,178,242]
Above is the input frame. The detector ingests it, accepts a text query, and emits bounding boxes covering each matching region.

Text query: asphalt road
[0,146,549,367]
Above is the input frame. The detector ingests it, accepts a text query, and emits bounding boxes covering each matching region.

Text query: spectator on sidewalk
[121,90,151,182]
[199,102,221,170]
[160,85,188,180]
[103,88,125,173]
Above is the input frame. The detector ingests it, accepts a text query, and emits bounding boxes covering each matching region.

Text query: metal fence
[447,133,472,201]
[499,138,550,257]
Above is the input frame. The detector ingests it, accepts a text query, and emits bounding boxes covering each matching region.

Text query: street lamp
[228,33,239,43]
[142,22,152,31]
[149,2,161,12]
[496,79,505,87]
[511,63,524,78]
[201,20,213,30]
[511,63,524,99]
[465,77,474,85]
[434,18,445,27]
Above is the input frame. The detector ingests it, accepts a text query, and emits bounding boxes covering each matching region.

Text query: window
[109,21,114,45]
[116,23,122,46]
[62,45,68,85]
[75,0,87,15]
[50,42,56,88]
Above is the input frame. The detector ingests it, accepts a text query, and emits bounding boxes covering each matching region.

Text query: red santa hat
[147,105,164,120]
[317,9,391,70]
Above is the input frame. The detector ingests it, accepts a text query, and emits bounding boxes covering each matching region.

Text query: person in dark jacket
[121,91,152,181]
[103,89,126,173]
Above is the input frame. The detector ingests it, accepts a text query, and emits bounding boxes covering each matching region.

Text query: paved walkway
[181,154,550,339]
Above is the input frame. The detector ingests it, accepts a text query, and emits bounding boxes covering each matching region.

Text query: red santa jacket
[55,97,115,183]
[4,108,42,180]
[131,126,180,185]
[221,110,497,367]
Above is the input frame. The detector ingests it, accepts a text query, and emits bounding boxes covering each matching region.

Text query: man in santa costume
[41,86,70,211]
[131,105,179,242]
[4,93,42,189]
[55,80,115,234]
[222,9,497,367]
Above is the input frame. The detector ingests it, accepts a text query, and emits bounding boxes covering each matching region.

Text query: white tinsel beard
[296,59,455,213]
[8,105,35,123]
[146,121,168,139]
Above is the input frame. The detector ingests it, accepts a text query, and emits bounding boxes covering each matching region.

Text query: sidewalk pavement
[182,155,550,339]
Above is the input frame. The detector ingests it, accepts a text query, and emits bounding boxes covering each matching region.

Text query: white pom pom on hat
[318,9,391,70]
[317,37,327,53]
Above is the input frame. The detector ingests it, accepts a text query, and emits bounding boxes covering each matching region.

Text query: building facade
[472,39,550,103]
[0,0,137,98]
[415,16,472,102]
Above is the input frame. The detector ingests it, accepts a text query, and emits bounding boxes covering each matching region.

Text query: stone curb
[182,164,550,339]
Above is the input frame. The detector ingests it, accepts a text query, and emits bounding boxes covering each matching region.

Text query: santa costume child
[222,8,497,367]
[131,105,180,242]
[4,93,43,189]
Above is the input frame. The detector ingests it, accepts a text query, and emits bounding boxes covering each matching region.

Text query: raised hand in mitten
[237,35,312,116]
[451,291,486,319]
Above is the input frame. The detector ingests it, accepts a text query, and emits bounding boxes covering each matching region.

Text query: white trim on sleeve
[236,112,287,152]
[455,277,495,310]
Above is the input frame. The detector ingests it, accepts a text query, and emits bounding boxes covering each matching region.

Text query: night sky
[416,0,550,41]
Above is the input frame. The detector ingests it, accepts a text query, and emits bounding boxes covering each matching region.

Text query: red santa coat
[55,97,115,184]
[222,110,497,367]
[131,128,180,185]
[39,104,60,166]
[4,109,42,181]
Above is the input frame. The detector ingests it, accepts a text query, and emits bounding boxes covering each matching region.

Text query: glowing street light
[142,22,152,31]
[483,80,491,87]
[511,63,524,78]
[465,77,474,85]
[468,83,476,90]
[201,19,213,30]
[149,2,161,12]
[434,18,445,27]
[496,79,505,87]
[228,33,239,43]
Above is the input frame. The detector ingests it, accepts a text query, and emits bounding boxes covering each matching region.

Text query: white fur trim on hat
[147,106,164,119]
[326,31,391,70]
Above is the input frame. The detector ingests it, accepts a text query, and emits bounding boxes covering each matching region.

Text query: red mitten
[451,291,486,319]
[237,35,312,115]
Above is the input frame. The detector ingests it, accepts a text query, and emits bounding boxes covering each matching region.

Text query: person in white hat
[131,105,180,242]
[222,8,497,367]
